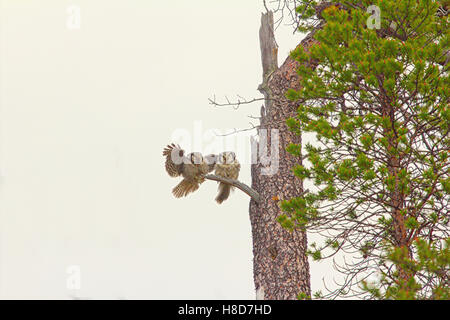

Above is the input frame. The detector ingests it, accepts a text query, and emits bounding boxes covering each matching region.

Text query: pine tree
[278,0,449,299]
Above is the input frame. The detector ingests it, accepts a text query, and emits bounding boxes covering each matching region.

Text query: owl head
[169,145,184,165]
[187,152,204,165]
[218,151,236,164]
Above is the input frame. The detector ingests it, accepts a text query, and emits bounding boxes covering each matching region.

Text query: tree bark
[248,12,319,300]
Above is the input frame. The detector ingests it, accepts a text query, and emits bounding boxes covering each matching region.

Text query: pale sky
[0,0,338,299]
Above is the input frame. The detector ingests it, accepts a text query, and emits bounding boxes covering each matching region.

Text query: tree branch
[208,95,268,109]
[204,174,261,203]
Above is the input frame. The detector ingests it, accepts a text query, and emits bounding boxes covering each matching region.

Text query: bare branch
[204,174,261,203]
[213,122,259,137]
[208,95,268,109]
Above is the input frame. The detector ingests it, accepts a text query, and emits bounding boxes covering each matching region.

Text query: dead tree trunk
[249,12,320,300]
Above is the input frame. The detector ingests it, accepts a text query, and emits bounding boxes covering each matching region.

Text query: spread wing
[163,144,184,177]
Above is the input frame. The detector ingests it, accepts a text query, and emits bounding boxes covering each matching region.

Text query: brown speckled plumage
[163,144,212,198]
[214,152,240,204]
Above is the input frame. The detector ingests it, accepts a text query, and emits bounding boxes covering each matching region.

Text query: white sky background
[0,0,339,299]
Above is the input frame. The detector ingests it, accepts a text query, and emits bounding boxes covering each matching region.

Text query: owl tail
[172,179,199,198]
[215,183,231,204]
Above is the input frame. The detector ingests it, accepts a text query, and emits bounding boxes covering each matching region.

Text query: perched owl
[214,151,240,204]
[163,144,212,198]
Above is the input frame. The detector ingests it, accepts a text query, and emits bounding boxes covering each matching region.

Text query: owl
[214,151,240,204]
[163,144,212,198]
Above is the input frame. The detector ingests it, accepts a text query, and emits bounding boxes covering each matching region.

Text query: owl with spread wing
[163,144,214,198]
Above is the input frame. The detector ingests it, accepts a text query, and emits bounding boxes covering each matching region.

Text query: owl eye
[191,153,202,164]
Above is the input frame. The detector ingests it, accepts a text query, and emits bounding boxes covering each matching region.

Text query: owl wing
[163,143,185,177]
[172,178,200,198]
[229,161,240,181]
